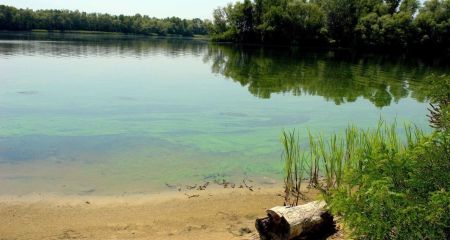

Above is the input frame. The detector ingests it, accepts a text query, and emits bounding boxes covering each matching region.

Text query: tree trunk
[255,201,333,240]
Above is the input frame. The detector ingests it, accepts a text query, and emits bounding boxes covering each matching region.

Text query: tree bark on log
[255,201,333,240]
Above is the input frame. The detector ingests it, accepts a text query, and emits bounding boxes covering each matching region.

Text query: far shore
[0,29,211,40]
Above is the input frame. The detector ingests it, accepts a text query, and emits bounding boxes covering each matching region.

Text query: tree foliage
[211,0,450,52]
[0,5,211,37]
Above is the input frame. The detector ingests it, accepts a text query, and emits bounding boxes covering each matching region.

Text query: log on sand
[255,201,334,240]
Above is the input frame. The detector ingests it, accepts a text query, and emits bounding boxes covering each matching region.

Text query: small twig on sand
[165,183,176,188]
[197,182,210,190]
[186,184,197,190]
[214,179,234,188]
[184,193,200,199]
[243,179,254,191]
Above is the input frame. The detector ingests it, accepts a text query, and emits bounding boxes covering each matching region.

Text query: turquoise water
[0,32,444,195]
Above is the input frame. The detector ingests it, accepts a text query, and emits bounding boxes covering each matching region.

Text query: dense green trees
[0,5,210,37]
[415,0,450,50]
[211,0,450,52]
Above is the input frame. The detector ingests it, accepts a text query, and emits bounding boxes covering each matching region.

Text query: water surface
[0,32,445,195]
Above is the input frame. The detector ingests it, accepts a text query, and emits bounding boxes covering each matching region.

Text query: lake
[0,32,445,195]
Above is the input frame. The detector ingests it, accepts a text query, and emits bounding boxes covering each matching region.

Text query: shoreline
[0,183,286,204]
[0,186,322,240]
[0,30,211,40]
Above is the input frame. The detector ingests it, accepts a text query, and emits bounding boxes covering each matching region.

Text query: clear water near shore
[0,32,445,195]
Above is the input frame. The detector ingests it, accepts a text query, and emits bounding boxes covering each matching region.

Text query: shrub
[329,129,449,239]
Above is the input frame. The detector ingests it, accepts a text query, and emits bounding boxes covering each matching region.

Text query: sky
[0,0,238,19]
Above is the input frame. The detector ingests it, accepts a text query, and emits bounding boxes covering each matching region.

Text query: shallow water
[0,32,445,195]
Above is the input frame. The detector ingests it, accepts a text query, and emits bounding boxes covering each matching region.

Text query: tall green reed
[281,130,307,206]
[281,120,424,204]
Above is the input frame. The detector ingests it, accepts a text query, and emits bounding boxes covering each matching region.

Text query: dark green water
[0,32,445,195]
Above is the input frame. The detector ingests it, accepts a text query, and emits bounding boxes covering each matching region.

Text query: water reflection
[0,32,443,109]
[0,32,208,58]
[204,45,441,108]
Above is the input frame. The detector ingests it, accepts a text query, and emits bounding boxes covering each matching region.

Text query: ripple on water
[16,91,39,95]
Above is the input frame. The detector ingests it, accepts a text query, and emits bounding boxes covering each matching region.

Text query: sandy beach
[0,186,325,240]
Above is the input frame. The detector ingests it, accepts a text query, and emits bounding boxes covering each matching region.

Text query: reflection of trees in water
[0,33,444,108]
[0,32,208,58]
[204,45,442,108]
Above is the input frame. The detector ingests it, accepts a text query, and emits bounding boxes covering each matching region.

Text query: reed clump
[281,130,306,206]
[282,121,424,197]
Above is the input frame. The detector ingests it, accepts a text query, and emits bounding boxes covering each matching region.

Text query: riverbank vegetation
[0,5,210,37]
[2,1,450,52]
[210,0,450,52]
[281,75,449,239]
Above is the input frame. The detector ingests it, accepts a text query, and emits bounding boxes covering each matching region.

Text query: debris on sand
[184,193,200,199]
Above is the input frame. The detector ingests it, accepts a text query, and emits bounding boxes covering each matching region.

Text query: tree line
[0,5,211,37]
[2,2,449,52]
[210,0,450,52]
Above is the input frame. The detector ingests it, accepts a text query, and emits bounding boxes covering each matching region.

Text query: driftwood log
[255,201,333,240]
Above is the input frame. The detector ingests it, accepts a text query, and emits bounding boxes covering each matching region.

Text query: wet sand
[0,186,324,240]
